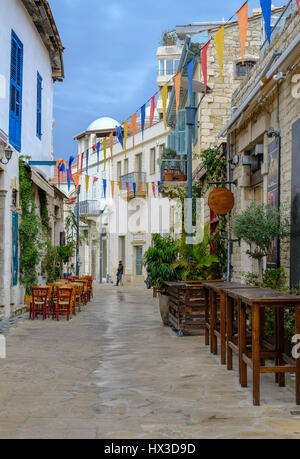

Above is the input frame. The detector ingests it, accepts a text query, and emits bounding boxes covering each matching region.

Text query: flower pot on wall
[177,174,187,181]
[164,171,174,182]
[158,293,169,326]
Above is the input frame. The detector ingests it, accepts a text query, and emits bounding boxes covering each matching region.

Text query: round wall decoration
[208,188,235,215]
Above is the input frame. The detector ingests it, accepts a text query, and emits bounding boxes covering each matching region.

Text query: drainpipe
[226,135,232,282]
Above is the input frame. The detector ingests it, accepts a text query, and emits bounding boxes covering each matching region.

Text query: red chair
[30,287,50,320]
[55,288,73,321]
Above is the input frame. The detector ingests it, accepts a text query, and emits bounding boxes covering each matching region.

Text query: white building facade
[0,0,64,317]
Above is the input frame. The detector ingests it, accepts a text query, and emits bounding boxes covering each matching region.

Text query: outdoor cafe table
[202,282,257,365]
[224,287,300,406]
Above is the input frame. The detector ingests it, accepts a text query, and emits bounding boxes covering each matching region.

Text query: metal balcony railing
[161,159,187,182]
[79,200,99,216]
[261,1,295,53]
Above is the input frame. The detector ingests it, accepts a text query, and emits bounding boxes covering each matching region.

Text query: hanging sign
[208,188,235,215]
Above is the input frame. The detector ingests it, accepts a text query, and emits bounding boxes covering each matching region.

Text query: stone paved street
[1,285,300,439]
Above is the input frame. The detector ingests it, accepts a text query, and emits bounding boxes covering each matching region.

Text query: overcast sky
[50,0,283,159]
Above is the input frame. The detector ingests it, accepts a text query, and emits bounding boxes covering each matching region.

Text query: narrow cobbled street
[0,285,300,439]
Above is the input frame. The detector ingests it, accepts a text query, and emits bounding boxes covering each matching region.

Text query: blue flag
[260,0,272,44]
[103,179,107,199]
[133,183,136,199]
[68,156,75,170]
[86,149,89,174]
[59,163,65,173]
[117,126,124,149]
[188,58,194,102]
[141,104,146,138]
[96,142,100,172]
[67,169,71,192]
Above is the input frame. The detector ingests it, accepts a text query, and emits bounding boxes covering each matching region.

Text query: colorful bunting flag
[146,182,149,198]
[86,149,89,174]
[150,95,155,128]
[111,181,115,198]
[141,104,146,139]
[67,169,71,192]
[126,182,130,200]
[85,175,90,193]
[131,113,137,148]
[260,0,272,44]
[80,152,84,177]
[118,182,123,195]
[75,172,80,193]
[152,182,156,197]
[103,179,107,199]
[139,182,143,194]
[297,0,300,16]
[103,138,107,170]
[92,144,97,152]
[201,41,210,95]
[214,26,224,84]
[93,177,99,186]
[68,156,74,182]
[174,72,181,116]
[161,85,168,130]
[109,132,114,164]
[133,183,136,199]
[96,142,100,172]
[123,121,128,157]
[237,2,249,65]
[187,59,194,101]
[117,125,124,149]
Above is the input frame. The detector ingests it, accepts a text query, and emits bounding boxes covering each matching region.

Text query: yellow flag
[214,26,224,84]
[103,138,107,170]
[118,181,122,194]
[123,120,128,158]
[174,72,181,116]
[161,85,168,130]
[85,175,90,193]
[146,182,149,198]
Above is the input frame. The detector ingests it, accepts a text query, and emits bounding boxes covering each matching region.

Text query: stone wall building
[220,1,300,284]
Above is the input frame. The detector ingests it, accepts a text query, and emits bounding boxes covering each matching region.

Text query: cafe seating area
[202,281,300,406]
[26,276,93,322]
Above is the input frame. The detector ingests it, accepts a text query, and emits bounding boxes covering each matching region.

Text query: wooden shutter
[9,31,23,152]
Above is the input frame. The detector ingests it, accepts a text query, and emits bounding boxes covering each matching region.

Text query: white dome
[87,116,120,131]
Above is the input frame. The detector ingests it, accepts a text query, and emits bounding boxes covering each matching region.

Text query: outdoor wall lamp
[267,128,281,138]
[0,145,13,165]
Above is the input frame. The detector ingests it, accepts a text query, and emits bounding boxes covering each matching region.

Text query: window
[36,72,42,139]
[150,148,156,174]
[236,61,256,78]
[12,189,18,208]
[158,59,180,76]
[124,158,129,175]
[135,153,143,173]
[9,31,23,152]
[117,161,122,180]
[119,236,126,267]
[136,247,143,276]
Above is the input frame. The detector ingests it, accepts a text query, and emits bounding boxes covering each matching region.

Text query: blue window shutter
[9,31,23,152]
[36,72,42,139]
[12,212,19,286]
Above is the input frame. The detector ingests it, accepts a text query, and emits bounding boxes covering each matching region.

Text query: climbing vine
[19,159,42,294]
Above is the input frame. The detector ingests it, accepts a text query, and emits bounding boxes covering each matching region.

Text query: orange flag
[131,113,137,148]
[161,85,168,130]
[237,2,248,65]
[118,181,122,195]
[214,26,224,84]
[146,182,149,198]
[139,182,143,194]
[174,72,181,116]
[109,132,114,164]
[123,120,128,158]
[111,181,115,198]
[75,172,80,193]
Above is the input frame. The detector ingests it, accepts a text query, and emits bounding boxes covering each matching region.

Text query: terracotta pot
[177,174,187,181]
[164,171,174,181]
[158,294,169,326]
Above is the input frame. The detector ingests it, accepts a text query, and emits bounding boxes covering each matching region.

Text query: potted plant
[233,204,290,282]
[144,234,180,325]
[162,148,177,182]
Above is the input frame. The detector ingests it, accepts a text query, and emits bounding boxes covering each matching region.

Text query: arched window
[236,60,256,78]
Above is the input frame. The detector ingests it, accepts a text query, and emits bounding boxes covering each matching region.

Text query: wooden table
[203,282,255,365]
[224,287,300,406]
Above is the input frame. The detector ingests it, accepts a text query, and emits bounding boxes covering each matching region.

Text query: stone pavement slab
[0,285,300,439]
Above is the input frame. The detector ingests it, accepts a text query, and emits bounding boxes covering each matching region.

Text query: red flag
[92,144,97,151]
[126,182,130,200]
[201,41,210,95]
[93,177,99,186]
[152,182,156,197]
[297,0,300,16]
[131,113,137,148]
[150,95,155,127]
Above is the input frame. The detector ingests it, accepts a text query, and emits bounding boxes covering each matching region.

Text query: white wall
[0,0,54,162]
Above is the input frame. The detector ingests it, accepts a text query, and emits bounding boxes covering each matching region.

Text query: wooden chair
[82,277,93,301]
[55,288,73,321]
[30,287,50,320]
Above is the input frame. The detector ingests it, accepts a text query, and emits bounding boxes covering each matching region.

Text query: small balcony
[161,159,187,184]
[119,172,147,200]
[79,200,99,217]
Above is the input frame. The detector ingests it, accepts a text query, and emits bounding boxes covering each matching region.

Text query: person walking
[115,261,124,287]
